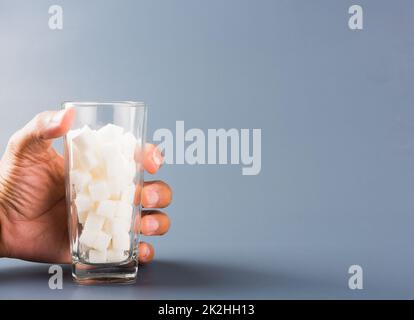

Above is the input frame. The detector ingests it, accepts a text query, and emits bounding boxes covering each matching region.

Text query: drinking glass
[63,101,147,284]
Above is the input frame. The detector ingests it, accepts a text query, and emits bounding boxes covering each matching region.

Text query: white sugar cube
[107,249,128,263]
[121,184,136,204]
[97,124,124,143]
[71,145,83,170]
[101,142,122,161]
[92,231,112,251]
[88,249,107,263]
[71,170,92,193]
[114,217,131,233]
[84,213,106,232]
[102,219,112,235]
[96,200,118,219]
[79,150,100,171]
[126,160,136,182]
[72,125,98,151]
[67,128,82,142]
[79,228,97,248]
[112,231,130,251]
[100,143,121,174]
[90,165,106,180]
[122,132,137,160]
[107,177,123,199]
[74,193,93,214]
[105,153,127,178]
[88,181,111,202]
[115,201,133,221]
[103,217,131,235]
[77,210,88,225]
[72,149,99,172]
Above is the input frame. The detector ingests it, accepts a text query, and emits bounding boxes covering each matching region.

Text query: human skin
[0,108,172,264]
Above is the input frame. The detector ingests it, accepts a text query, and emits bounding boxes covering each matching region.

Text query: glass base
[72,259,138,285]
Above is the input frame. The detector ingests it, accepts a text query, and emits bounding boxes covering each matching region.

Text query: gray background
[0,0,414,299]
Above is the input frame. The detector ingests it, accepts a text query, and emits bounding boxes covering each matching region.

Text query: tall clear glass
[63,102,147,284]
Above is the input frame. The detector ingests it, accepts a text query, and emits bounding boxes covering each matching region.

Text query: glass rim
[62,101,147,108]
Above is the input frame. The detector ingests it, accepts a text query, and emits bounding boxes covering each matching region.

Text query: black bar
[1,300,412,318]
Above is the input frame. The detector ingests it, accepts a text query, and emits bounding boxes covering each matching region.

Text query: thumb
[7,108,76,154]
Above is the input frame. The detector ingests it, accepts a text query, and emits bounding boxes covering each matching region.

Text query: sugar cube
[79,228,97,248]
[88,181,111,202]
[84,213,106,232]
[88,249,107,264]
[122,132,137,160]
[101,142,122,161]
[115,201,133,221]
[112,231,130,251]
[79,150,100,171]
[92,231,112,251]
[96,200,118,219]
[115,217,132,233]
[71,170,92,193]
[102,219,112,235]
[107,177,123,199]
[72,125,98,151]
[90,164,106,180]
[103,217,131,235]
[74,193,93,214]
[66,128,82,142]
[126,160,136,182]
[71,145,84,171]
[77,209,88,225]
[105,153,127,178]
[121,184,136,204]
[97,124,124,143]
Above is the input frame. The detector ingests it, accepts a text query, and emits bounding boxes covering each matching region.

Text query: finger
[141,180,173,208]
[41,107,76,140]
[8,108,76,153]
[136,210,171,235]
[138,241,155,264]
[143,143,164,174]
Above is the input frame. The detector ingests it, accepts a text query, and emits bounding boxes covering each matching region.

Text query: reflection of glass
[63,102,147,284]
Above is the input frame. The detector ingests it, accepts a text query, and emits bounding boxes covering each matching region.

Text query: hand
[0,108,171,264]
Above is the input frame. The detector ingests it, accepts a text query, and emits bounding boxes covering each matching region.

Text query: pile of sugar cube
[68,124,138,264]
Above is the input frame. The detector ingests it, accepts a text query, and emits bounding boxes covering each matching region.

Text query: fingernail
[152,148,164,167]
[49,109,66,126]
[141,245,150,258]
[144,217,159,234]
[146,189,159,207]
